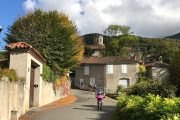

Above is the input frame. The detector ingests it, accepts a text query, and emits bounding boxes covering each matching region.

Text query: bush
[114,94,180,120]
[0,68,3,80]
[126,80,177,98]
[117,85,123,92]
[41,64,57,82]
[3,68,18,81]
[41,64,51,81]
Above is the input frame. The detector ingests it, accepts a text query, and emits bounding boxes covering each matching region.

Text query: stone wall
[41,80,71,106]
[0,78,71,120]
[0,77,25,120]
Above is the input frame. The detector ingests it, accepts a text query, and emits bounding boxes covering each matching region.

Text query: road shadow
[75,104,115,120]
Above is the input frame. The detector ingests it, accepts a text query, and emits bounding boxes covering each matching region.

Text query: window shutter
[107,65,113,74]
[121,64,127,73]
[84,66,89,75]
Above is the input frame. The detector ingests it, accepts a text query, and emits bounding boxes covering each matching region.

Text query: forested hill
[166,32,180,40]
[82,33,180,63]
[82,33,180,45]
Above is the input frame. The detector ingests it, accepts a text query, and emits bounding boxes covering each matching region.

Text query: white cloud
[23,0,37,12]
[23,0,180,37]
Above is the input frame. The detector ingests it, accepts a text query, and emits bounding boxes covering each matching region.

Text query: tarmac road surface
[30,89,117,120]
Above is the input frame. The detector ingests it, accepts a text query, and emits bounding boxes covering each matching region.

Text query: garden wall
[0,77,25,120]
[0,78,71,120]
[41,80,71,106]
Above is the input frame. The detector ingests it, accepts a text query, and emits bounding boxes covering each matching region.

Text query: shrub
[41,64,51,81]
[41,64,57,82]
[3,68,18,81]
[114,94,180,120]
[117,85,123,92]
[55,75,69,88]
[0,68,3,80]
[126,80,177,98]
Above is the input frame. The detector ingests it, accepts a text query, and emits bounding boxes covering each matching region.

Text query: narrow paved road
[30,89,117,120]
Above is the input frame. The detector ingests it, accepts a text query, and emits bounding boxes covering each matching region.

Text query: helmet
[98,89,103,95]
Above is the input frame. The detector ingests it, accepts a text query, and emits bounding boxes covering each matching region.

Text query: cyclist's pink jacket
[96,94,105,101]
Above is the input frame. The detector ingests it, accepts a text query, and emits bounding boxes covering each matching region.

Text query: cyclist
[96,89,105,111]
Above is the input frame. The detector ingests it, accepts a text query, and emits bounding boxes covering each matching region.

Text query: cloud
[23,0,37,12]
[23,0,180,37]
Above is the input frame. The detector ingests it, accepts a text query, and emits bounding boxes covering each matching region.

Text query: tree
[170,50,180,84]
[103,24,138,56]
[104,24,131,36]
[103,35,139,56]
[4,10,84,75]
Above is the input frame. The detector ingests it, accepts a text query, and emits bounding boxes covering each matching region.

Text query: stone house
[145,61,170,82]
[75,56,139,93]
[75,33,139,93]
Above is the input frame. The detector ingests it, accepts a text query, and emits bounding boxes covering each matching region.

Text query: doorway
[29,60,40,108]
[29,66,35,108]
[118,78,130,89]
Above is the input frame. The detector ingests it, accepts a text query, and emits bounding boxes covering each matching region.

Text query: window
[118,79,129,88]
[106,65,113,74]
[84,66,89,75]
[121,64,127,73]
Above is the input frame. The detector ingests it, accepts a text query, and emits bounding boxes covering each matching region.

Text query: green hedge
[126,80,177,98]
[114,94,180,120]
[41,64,57,83]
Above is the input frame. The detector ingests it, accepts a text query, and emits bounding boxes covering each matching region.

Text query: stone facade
[75,62,139,94]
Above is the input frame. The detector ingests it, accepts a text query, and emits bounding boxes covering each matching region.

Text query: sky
[1,0,180,48]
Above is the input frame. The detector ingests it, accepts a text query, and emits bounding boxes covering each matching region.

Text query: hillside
[82,33,180,45]
[82,33,180,63]
[166,32,180,40]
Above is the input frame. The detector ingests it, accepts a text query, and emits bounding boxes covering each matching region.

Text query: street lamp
[0,26,2,33]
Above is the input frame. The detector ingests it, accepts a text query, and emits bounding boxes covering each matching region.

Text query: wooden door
[29,67,35,108]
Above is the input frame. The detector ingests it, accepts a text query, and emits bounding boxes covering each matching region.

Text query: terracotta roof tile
[6,42,46,63]
[81,56,138,64]
[6,42,32,49]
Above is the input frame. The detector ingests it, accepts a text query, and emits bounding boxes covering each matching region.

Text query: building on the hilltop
[75,33,139,94]
[84,33,105,57]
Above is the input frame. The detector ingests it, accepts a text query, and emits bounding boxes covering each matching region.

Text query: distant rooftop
[81,56,138,64]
